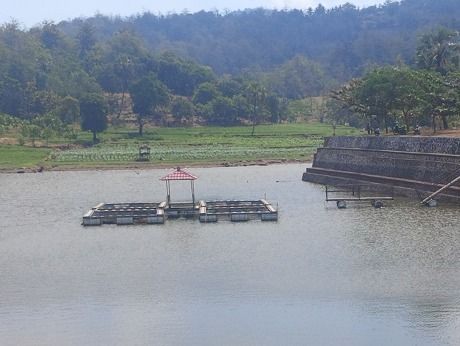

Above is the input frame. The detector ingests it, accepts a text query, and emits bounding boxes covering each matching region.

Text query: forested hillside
[58,0,460,80]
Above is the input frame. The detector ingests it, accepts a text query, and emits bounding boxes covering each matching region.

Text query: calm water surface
[1,164,460,345]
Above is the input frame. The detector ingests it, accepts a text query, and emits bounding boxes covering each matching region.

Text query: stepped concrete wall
[302,136,460,201]
[324,136,460,155]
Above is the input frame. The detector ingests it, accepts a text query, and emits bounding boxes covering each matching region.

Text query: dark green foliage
[266,95,289,124]
[56,96,80,124]
[171,97,194,125]
[157,53,215,96]
[416,27,460,74]
[2,0,460,131]
[129,73,169,134]
[332,67,460,133]
[206,96,238,126]
[246,82,268,135]
[77,22,96,58]
[80,93,108,143]
[192,82,220,105]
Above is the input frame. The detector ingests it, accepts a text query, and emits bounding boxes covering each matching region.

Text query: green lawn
[0,145,51,169]
[1,123,362,169]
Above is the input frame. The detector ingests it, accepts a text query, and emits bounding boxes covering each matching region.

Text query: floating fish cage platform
[199,199,278,223]
[82,199,277,226]
[82,202,166,226]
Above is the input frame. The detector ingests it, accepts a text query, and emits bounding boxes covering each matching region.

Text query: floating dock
[199,199,278,223]
[82,202,166,226]
[82,199,278,226]
[82,168,278,226]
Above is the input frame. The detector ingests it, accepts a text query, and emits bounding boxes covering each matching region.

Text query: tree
[333,68,400,133]
[392,68,426,131]
[416,27,460,75]
[77,22,96,58]
[245,82,267,135]
[39,21,64,49]
[171,97,194,125]
[207,96,238,125]
[80,93,108,143]
[217,76,242,98]
[21,124,41,147]
[417,71,457,132]
[32,113,65,145]
[56,96,80,124]
[192,82,220,105]
[114,56,134,118]
[129,73,169,135]
[265,56,329,99]
[157,52,215,96]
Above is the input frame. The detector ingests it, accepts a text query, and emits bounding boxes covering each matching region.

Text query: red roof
[160,167,198,181]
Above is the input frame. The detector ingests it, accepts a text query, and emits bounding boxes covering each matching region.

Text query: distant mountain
[57,0,460,81]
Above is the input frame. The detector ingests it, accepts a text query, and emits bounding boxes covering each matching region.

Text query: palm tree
[416,28,460,75]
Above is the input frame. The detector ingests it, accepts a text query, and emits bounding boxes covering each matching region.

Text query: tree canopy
[80,93,108,142]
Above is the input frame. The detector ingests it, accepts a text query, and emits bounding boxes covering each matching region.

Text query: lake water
[1,164,460,345]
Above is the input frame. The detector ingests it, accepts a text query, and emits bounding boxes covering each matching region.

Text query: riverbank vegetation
[331,27,460,134]
[1,0,460,169]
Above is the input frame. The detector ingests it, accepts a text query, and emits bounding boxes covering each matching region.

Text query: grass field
[0,145,51,169]
[1,123,361,170]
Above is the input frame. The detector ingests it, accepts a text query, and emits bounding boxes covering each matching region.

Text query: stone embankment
[302,136,460,201]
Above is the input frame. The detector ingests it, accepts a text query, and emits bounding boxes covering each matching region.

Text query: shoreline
[0,158,310,174]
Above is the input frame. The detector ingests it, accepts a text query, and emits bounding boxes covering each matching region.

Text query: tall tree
[130,73,169,135]
[77,22,96,58]
[80,93,108,143]
[246,82,267,135]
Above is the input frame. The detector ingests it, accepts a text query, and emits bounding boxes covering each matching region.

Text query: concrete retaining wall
[325,136,460,155]
[313,148,460,184]
[303,136,460,201]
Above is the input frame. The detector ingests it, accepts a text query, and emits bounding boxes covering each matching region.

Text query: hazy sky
[2,0,384,27]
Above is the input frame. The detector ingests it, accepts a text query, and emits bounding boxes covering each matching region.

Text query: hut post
[166,180,171,205]
[191,180,195,206]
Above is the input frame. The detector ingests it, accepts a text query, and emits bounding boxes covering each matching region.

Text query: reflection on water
[1,164,460,345]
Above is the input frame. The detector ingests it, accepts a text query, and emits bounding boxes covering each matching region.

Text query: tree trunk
[403,111,410,133]
[118,90,125,118]
[139,122,143,136]
[442,115,449,129]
